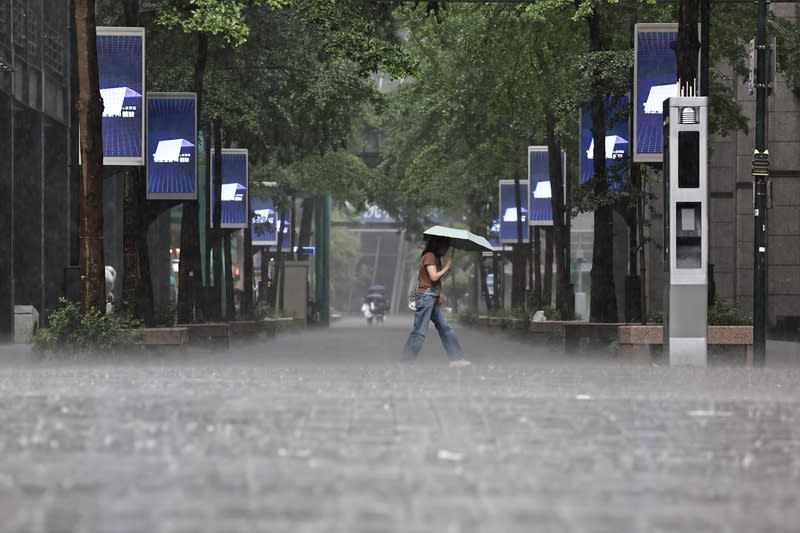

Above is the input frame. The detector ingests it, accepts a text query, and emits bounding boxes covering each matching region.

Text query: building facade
[645,4,800,337]
[0,0,77,340]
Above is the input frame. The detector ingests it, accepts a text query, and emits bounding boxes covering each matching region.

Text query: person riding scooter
[364,285,388,326]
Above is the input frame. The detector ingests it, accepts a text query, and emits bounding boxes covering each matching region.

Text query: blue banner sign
[251,196,292,249]
[527,147,566,226]
[96,27,145,165]
[498,180,529,244]
[579,95,630,187]
[146,93,197,199]
[211,149,248,229]
[634,23,679,162]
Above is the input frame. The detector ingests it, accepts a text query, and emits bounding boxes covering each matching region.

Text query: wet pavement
[0,315,799,532]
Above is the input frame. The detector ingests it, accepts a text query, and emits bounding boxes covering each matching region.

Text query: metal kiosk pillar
[663,96,709,366]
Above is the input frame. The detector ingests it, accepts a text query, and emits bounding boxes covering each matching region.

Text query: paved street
[0,315,799,533]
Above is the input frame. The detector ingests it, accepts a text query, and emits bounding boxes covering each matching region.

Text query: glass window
[13,58,23,101]
[0,47,11,95]
[44,72,64,121]
[27,65,39,109]
[677,131,700,188]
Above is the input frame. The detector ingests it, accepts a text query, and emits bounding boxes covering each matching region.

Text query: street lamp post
[0,56,15,341]
[752,0,769,365]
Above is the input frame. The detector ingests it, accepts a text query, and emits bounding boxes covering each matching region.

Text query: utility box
[282,260,309,328]
[14,305,39,344]
[663,96,709,365]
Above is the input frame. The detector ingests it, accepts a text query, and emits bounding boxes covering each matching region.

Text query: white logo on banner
[587,135,628,160]
[503,207,527,222]
[100,87,141,118]
[643,84,676,114]
[153,139,193,163]
[221,183,245,201]
[532,181,552,199]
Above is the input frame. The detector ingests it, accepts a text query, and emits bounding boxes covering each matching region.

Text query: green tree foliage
[287,152,376,207]
[377,4,577,236]
[142,0,414,200]
[378,0,758,320]
[96,0,418,319]
[156,0,291,46]
[771,14,800,95]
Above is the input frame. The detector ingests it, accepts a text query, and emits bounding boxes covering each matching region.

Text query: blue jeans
[401,293,465,362]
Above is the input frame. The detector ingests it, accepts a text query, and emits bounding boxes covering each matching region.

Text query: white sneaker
[448,359,472,368]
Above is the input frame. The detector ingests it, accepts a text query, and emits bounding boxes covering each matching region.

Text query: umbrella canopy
[367,284,385,293]
[423,225,494,252]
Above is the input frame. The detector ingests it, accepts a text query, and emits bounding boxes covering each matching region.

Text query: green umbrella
[423,225,494,252]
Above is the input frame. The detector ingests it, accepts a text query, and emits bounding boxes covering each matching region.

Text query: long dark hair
[422,236,450,257]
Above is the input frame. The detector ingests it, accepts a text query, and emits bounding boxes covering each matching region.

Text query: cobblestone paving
[0,316,798,532]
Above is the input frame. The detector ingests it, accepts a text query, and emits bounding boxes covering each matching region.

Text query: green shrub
[646,300,751,326]
[542,305,561,321]
[511,307,532,321]
[254,301,283,320]
[32,298,143,354]
[151,303,177,327]
[708,298,752,326]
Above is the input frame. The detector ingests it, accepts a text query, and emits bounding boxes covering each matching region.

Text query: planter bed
[228,320,261,341]
[136,327,189,352]
[178,322,231,350]
[530,320,624,352]
[617,324,753,364]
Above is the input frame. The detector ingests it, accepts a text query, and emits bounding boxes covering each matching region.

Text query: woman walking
[401,236,471,367]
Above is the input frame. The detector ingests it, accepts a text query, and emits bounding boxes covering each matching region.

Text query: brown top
[417,251,441,293]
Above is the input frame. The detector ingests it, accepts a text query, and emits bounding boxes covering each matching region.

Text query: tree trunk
[533,228,541,308]
[511,174,526,308]
[545,112,573,320]
[527,225,533,306]
[74,0,106,314]
[122,0,138,27]
[270,209,289,310]
[242,227,253,317]
[177,33,208,323]
[290,198,297,254]
[122,167,139,317]
[211,117,223,321]
[492,253,496,309]
[636,164,650,324]
[260,247,270,305]
[588,10,617,323]
[638,181,648,324]
[543,227,553,307]
[297,197,314,259]
[121,0,140,319]
[136,196,155,325]
[277,223,287,313]
[224,230,235,319]
[675,0,701,92]
[177,204,200,322]
[480,257,492,310]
